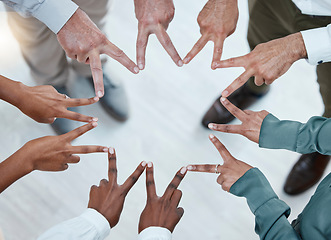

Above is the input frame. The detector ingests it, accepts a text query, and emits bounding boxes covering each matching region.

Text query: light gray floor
[0,1,329,240]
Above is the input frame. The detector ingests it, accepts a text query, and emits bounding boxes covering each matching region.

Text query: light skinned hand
[21,122,108,172]
[134,0,182,70]
[183,0,238,69]
[88,148,146,227]
[208,97,269,143]
[218,32,307,97]
[187,134,253,192]
[17,84,99,124]
[57,9,139,98]
[138,162,187,233]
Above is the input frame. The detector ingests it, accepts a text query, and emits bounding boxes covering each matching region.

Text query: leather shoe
[51,86,77,135]
[202,83,269,127]
[284,152,330,195]
[89,74,129,121]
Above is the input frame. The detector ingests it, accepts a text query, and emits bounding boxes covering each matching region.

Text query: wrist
[0,76,26,107]
[288,32,307,61]
[15,143,35,174]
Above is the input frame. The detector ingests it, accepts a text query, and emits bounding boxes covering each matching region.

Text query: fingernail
[138,63,144,70]
[103,148,108,152]
[180,167,187,174]
[142,161,147,167]
[93,97,99,101]
[178,60,183,67]
[134,66,139,73]
[97,91,103,98]
[109,147,115,154]
[220,97,226,103]
[222,91,228,97]
[208,123,215,129]
[183,57,189,64]
[209,134,215,139]
[92,117,98,122]
[92,121,98,127]
[187,165,194,171]
[147,162,153,168]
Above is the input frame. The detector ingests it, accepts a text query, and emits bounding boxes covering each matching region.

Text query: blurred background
[0,0,328,239]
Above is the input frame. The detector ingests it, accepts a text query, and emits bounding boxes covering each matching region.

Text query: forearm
[230,168,300,239]
[0,149,32,193]
[38,209,110,240]
[260,114,331,155]
[0,75,25,108]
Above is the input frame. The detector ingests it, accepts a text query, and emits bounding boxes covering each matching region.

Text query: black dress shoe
[284,152,330,195]
[89,74,129,121]
[202,83,269,128]
[51,86,76,135]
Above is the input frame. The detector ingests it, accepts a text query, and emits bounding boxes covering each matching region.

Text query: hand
[183,0,238,69]
[138,162,187,233]
[57,9,139,98]
[218,33,307,97]
[17,84,99,124]
[134,0,182,69]
[208,97,269,143]
[21,122,108,172]
[187,134,253,192]
[88,148,146,227]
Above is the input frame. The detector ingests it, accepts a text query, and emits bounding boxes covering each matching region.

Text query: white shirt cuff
[81,208,111,239]
[32,0,78,33]
[301,24,331,65]
[138,227,172,240]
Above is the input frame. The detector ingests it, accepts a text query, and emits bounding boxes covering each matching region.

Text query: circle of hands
[2,0,308,234]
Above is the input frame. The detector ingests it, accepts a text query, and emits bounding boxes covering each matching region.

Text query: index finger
[146,162,157,201]
[63,122,97,141]
[108,147,117,184]
[222,69,254,97]
[65,97,99,108]
[211,38,225,69]
[136,25,150,70]
[209,134,235,163]
[163,167,187,200]
[183,35,208,64]
[219,97,247,121]
[186,164,221,174]
[102,41,139,74]
[89,52,104,98]
[155,26,183,67]
[122,161,147,194]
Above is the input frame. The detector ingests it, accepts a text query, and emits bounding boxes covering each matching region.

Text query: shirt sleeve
[230,168,301,240]
[259,113,331,155]
[37,208,111,240]
[301,24,331,65]
[138,227,172,240]
[1,0,78,33]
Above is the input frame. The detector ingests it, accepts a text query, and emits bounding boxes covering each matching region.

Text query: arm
[187,135,300,240]
[230,168,300,240]
[38,148,146,239]
[208,98,331,155]
[0,75,98,123]
[37,209,110,240]
[1,0,78,33]
[300,24,331,65]
[183,0,239,69]
[0,123,107,193]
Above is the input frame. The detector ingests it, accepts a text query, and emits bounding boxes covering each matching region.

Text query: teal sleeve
[259,114,331,155]
[230,168,300,240]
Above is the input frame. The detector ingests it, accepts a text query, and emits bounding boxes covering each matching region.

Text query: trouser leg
[6,10,68,86]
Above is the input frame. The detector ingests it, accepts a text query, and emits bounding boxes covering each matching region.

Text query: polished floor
[0,1,328,240]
